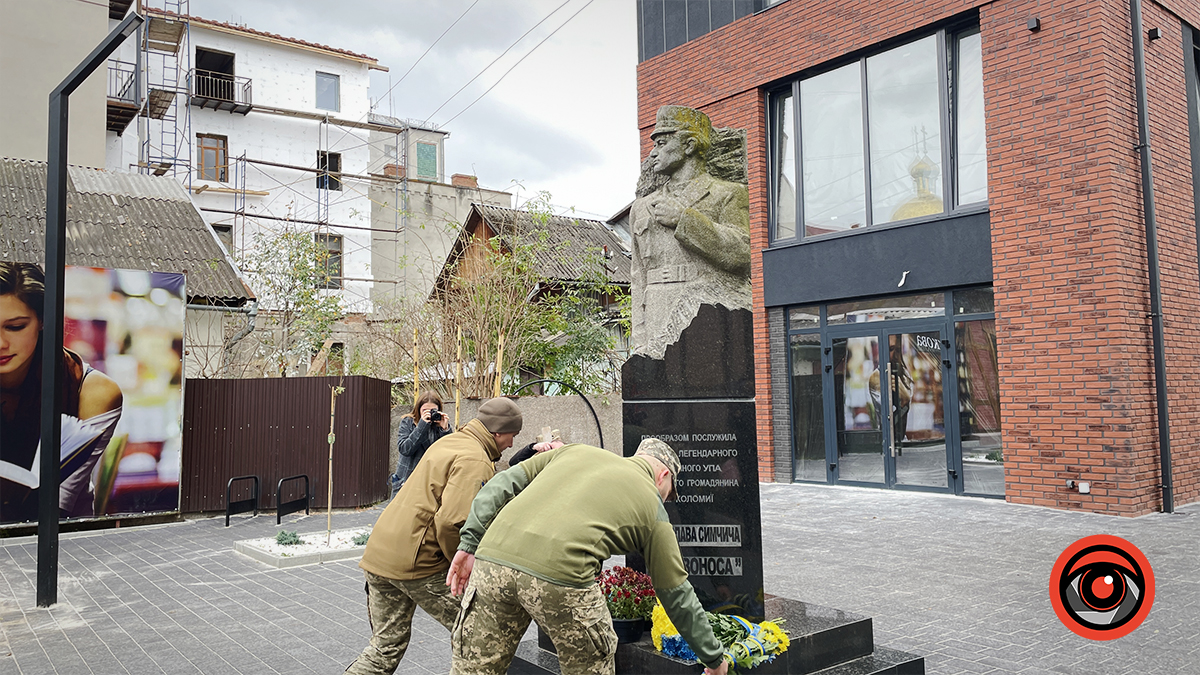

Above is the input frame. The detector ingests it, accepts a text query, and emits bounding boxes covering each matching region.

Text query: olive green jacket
[360,418,499,580]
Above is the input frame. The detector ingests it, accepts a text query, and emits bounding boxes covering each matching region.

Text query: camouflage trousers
[450,558,617,675]
[344,570,460,675]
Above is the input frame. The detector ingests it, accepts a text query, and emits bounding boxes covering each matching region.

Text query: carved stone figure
[630,105,752,358]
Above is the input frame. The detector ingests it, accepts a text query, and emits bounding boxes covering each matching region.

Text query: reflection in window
[956,30,987,205]
[833,336,884,483]
[790,333,825,481]
[868,35,944,224]
[316,72,340,112]
[417,142,438,179]
[827,292,945,324]
[774,92,797,239]
[788,304,819,331]
[953,286,994,315]
[768,24,984,243]
[956,319,1003,496]
[801,63,866,236]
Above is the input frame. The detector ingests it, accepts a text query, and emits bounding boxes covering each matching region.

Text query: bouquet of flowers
[598,566,657,620]
[651,601,790,673]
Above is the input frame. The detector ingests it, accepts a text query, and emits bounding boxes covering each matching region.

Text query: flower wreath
[650,601,790,672]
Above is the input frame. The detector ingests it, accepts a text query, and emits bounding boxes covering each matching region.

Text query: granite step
[807,646,925,675]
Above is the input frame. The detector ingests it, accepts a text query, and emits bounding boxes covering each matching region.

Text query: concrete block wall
[636,0,1200,514]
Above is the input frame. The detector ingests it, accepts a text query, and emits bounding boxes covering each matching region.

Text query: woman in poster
[0,262,123,524]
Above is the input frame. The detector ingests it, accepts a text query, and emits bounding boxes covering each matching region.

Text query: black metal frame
[783,287,1000,499]
[38,11,144,608]
[507,379,604,449]
[275,475,311,524]
[225,475,260,527]
[766,16,984,247]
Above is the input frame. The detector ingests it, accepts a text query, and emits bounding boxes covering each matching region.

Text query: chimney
[451,173,478,188]
[384,164,405,178]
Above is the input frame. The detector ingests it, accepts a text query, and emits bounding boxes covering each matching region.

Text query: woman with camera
[389,391,453,498]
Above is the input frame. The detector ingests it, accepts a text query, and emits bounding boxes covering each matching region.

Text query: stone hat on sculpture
[651,105,712,148]
[635,437,681,501]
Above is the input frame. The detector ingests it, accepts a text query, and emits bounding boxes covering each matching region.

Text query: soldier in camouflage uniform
[345,398,523,675]
[446,439,729,675]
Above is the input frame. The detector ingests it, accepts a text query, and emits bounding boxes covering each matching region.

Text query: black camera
[429,410,444,422]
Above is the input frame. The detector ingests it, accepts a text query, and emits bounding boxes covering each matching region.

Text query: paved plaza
[2,483,1198,674]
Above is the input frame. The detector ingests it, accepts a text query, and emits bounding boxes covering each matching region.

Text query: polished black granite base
[622,304,755,400]
[508,596,925,675]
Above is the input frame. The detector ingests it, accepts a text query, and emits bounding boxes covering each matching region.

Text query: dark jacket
[507,442,538,467]
[389,415,453,497]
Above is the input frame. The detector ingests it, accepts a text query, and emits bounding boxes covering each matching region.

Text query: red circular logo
[1049,534,1154,640]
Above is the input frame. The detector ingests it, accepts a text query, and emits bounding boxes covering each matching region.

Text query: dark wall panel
[762,212,992,307]
[711,0,735,30]
[664,1,689,53]
[687,0,711,41]
[640,0,665,62]
[181,376,391,513]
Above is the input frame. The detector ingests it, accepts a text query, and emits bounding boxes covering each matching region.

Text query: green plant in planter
[352,532,370,546]
[598,566,656,621]
[276,530,303,546]
[985,450,1004,463]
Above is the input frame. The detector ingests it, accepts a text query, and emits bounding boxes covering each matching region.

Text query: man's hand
[649,195,685,228]
[704,657,730,675]
[446,550,475,596]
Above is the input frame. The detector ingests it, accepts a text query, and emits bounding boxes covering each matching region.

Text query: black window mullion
[792,79,803,240]
[938,28,953,215]
[860,58,873,228]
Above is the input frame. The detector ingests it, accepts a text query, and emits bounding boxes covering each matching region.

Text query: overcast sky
[192,0,639,221]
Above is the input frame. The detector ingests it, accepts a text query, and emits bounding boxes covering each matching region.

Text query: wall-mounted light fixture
[1027,17,1041,31]
[1147,27,1162,41]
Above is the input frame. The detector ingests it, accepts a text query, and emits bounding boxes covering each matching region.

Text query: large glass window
[315,233,342,289]
[956,319,1002,495]
[197,134,227,182]
[417,142,438,179]
[790,333,825,481]
[955,30,987,205]
[801,63,866,236]
[770,22,985,242]
[773,93,797,239]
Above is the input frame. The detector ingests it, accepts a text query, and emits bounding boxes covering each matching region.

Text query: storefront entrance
[787,289,1003,496]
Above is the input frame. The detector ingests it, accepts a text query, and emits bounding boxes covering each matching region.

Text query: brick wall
[637,0,1199,514]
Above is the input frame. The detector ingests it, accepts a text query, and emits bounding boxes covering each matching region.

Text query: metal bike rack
[275,474,311,524]
[225,475,259,527]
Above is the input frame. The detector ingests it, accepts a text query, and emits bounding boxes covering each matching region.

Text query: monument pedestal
[510,305,923,673]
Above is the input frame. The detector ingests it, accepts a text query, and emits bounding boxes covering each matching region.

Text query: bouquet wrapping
[650,601,790,672]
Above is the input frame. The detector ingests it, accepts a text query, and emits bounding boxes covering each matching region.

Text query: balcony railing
[188,69,253,114]
[107,60,137,104]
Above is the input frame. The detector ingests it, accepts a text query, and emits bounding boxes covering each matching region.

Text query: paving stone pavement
[1,484,1197,674]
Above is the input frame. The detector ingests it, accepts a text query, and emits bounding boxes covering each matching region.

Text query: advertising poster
[1,263,185,525]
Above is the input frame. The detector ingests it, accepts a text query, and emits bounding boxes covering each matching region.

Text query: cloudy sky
[192,0,640,220]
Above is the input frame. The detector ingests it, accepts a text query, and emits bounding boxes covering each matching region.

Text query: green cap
[635,438,681,500]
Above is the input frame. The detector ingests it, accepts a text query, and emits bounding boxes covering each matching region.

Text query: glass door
[885,330,949,490]
[830,333,885,484]
[827,325,951,490]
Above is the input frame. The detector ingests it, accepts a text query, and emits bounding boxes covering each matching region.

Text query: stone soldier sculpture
[630,105,752,359]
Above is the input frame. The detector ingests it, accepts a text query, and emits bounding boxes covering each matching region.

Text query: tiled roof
[472,204,631,285]
[174,12,379,63]
[0,158,252,304]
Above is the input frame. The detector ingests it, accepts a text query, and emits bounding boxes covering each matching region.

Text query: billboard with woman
[0,262,185,525]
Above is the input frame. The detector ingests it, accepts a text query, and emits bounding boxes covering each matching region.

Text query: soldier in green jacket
[446,438,729,675]
[345,397,523,675]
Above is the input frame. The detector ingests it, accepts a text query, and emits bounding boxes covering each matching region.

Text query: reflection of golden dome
[891,153,943,221]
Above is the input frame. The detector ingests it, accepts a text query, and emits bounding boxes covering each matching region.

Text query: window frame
[315,71,340,112]
[196,133,228,182]
[768,18,985,245]
[317,151,342,191]
[315,232,343,290]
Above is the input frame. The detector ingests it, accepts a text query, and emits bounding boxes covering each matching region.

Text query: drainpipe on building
[186,301,259,378]
[1130,0,1174,513]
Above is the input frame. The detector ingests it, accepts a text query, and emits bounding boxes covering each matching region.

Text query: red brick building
[636,0,1200,515]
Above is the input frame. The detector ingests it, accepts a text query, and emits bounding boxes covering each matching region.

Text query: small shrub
[352,532,370,546]
[276,530,303,546]
[985,450,1004,463]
